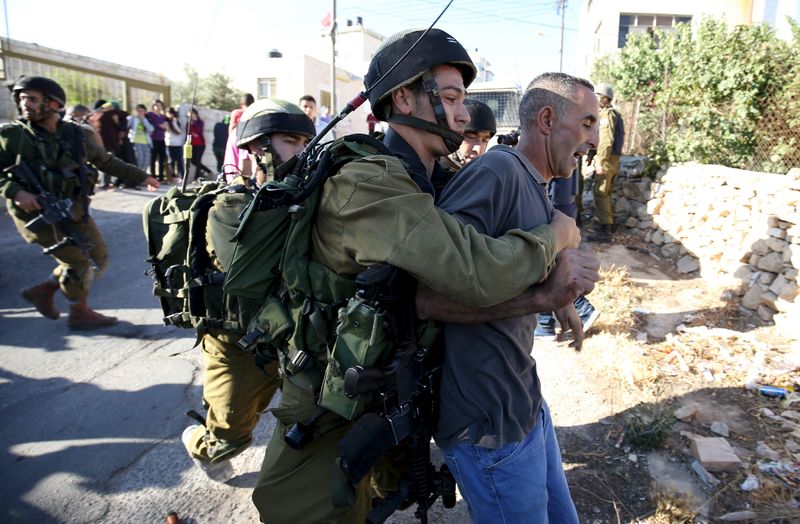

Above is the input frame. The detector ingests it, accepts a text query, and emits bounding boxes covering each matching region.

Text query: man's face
[136,107,146,118]
[596,94,610,108]
[550,85,599,179]
[154,101,165,113]
[458,130,492,162]
[247,132,308,163]
[412,64,470,155]
[18,90,58,123]
[299,100,317,120]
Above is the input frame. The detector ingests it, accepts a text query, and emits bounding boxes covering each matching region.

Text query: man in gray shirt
[434,73,600,523]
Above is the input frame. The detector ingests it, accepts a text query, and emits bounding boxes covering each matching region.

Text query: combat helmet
[237,98,315,148]
[364,28,477,153]
[594,83,614,101]
[464,99,496,137]
[11,76,67,108]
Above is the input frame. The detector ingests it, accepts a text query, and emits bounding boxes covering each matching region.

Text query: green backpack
[223,135,394,389]
[143,181,255,333]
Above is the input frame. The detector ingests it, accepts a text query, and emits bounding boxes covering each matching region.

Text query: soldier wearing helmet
[2,76,159,329]
[441,98,497,173]
[180,100,313,483]
[252,28,581,523]
[236,98,315,185]
[590,82,624,242]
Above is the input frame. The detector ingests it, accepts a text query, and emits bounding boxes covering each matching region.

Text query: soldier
[440,98,497,174]
[251,28,587,523]
[181,100,316,482]
[2,76,159,329]
[590,82,624,242]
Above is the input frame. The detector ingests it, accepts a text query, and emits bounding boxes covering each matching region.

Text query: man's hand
[144,176,160,191]
[551,210,581,251]
[554,303,584,351]
[536,248,600,311]
[13,190,41,212]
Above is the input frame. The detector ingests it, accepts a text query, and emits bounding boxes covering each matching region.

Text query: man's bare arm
[416,248,600,324]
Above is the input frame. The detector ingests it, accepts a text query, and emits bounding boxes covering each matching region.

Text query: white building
[576,0,800,79]
[248,20,384,136]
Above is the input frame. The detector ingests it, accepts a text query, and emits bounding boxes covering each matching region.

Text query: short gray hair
[519,73,594,132]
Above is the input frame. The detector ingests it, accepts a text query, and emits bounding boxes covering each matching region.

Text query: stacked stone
[608,161,799,335]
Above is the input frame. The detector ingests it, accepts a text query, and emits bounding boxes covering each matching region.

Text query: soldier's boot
[21,280,61,320]
[68,300,118,330]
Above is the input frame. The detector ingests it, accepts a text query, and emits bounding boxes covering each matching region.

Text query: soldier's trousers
[592,157,620,225]
[185,331,280,462]
[10,210,107,301]
[252,377,372,523]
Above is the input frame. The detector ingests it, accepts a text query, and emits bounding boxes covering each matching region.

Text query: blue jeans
[443,401,578,523]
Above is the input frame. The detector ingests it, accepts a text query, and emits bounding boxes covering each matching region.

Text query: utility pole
[559,0,566,72]
[330,0,337,113]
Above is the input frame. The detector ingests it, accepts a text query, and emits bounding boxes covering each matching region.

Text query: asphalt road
[0,185,466,524]
[0,186,275,523]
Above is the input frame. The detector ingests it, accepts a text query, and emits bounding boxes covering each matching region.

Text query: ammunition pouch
[319,297,394,420]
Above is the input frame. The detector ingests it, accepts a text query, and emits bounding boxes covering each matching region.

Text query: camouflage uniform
[1,119,147,301]
[592,106,621,226]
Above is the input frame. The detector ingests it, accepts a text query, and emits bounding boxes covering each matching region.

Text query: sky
[2,0,581,90]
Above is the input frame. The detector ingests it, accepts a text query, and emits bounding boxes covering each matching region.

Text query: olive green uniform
[0,120,147,301]
[252,153,559,523]
[184,329,280,462]
[593,106,621,226]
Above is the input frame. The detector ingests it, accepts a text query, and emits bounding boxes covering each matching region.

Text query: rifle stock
[337,263,455,524]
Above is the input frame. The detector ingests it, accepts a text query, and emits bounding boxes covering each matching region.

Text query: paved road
[0,186,275,523]
[0,186,466,524]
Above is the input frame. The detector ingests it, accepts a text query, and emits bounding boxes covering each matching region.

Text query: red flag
[321,10,332,29]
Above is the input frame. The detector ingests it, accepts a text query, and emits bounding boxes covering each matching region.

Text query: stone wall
[610,160,800,336]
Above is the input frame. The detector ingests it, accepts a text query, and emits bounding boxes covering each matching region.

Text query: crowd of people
[3,22,627,524]
[64,98,221,190]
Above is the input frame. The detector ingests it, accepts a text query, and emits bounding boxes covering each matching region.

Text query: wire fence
[615,83,800,174]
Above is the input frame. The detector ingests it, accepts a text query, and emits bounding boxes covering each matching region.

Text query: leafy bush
[593,17,800,173]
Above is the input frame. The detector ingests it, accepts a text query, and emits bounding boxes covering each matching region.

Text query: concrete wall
[610,159,800,337]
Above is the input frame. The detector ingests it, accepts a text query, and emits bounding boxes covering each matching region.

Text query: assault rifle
[5,160,94,257]
[336,263,456,524]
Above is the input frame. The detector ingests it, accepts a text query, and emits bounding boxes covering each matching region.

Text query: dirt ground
[531,231,799,523]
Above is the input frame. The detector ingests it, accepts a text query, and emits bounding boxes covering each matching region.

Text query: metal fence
[615,84,800,174]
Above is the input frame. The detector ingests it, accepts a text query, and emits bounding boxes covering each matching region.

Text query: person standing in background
[189,108,213,181]
[212,115,229,173]
[146,100,169,182]
[165,107,186,182]
[127,104,154,174]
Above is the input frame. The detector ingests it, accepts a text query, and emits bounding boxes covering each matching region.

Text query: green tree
[592,17,799,173]
[171,64,243,111]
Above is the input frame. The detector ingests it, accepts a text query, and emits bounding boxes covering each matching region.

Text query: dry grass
[639,484,698,524]
[590,265,647,335]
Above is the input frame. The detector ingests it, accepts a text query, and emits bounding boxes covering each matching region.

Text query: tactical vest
[224,134,411,419]
[4,121,97,215]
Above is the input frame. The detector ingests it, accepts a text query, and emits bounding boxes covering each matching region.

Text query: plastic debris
[740,473,759,491]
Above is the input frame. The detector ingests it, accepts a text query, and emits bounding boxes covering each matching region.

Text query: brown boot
[68,300,118,330]
[21,280,61,320]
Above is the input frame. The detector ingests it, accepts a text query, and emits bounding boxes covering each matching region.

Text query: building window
[319,90,331,111]
[618,13,692,47]
[257,78,277,99]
